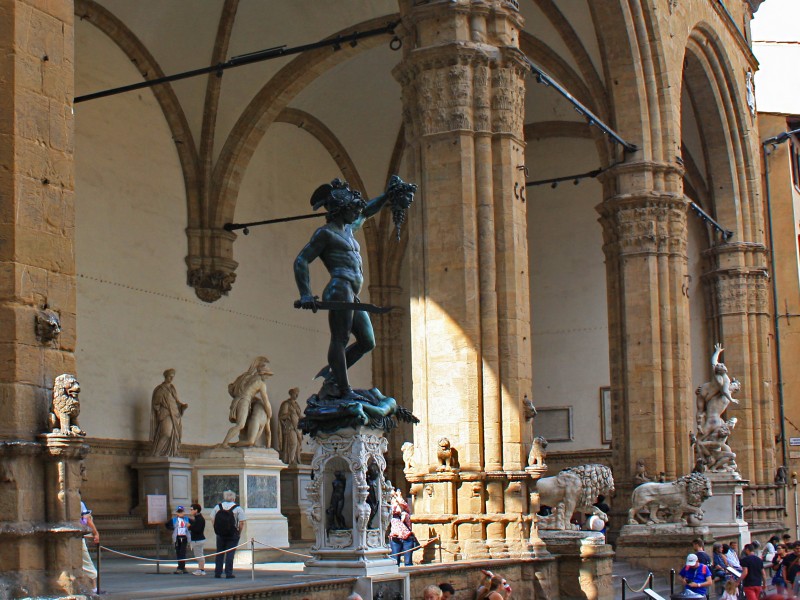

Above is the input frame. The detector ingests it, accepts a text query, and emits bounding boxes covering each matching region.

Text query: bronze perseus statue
[294,176,418,436]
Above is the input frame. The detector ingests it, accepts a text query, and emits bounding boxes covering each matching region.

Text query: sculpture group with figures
[628,472,712,526]
[534,464,615,530]
[692,344,740,473]
[221,356,273,448]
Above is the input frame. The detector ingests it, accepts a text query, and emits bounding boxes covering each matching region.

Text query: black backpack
[213,503,239,536]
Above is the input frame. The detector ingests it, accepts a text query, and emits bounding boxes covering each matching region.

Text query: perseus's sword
[293,299,395,314]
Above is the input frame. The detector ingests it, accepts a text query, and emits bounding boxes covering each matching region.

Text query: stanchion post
[95,541,102,594]
[250,538,255,581]
[155,527,161,574]
[622,577,627,600]
[670,569,675,595]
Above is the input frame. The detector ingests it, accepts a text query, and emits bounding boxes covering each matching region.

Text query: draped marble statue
[150,369,187,457]
[277,387,303,465]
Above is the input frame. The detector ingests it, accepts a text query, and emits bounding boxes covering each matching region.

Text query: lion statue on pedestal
[48,374,85,436]
[535,464,615,530]
[628,472,712,525]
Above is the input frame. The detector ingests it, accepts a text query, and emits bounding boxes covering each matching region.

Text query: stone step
[612,560,674,599]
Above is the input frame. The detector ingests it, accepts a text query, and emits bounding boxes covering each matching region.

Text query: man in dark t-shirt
[693,539,712,567]
[739,543,764,600]
[782,543,800,592]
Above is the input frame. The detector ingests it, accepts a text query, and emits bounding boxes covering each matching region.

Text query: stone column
[703,246,777,519]
[0,0,80,595]
[597,163,694,519]
[393,0,533,559]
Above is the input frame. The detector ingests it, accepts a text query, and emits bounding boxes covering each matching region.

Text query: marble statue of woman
[277,387,303,465]
[150,369,188,457]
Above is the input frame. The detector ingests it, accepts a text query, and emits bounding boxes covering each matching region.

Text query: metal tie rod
[521,55,639,154]
[689,200,734,240]
[74,21,400,104]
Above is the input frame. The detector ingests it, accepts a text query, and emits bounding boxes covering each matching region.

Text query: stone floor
[95,557,675,599]
[96,560,355,599]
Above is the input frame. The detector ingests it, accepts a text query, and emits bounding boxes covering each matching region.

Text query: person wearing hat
[165,506,191,574]
[679,553,713,596]
[294,176,415,400]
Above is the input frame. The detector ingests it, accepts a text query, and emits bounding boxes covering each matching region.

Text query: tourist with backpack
[210,490,246,578]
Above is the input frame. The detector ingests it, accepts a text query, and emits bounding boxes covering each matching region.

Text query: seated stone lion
[48,374,85,436]
[628,472,711,526]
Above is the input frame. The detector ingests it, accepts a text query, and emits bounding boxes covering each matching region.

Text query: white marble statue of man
[277,387,303,465]
[221,356,273,448]
[150,369,188,457]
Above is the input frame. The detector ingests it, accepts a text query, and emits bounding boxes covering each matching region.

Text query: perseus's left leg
[345,310,376,369]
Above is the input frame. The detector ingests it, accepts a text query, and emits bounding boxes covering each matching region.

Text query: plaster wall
[526,136,609,451]
[74,22,370,446]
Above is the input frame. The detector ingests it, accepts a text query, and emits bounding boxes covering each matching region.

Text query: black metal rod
[525,167,603,188]
[75,22,399,104]
[622,577,627,600]
[670,569,675,595]
[522,55,638,153]
[224,212,324,233]
[688,200,734,240]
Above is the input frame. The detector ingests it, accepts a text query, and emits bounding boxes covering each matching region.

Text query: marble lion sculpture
[527,436,548,467]
[48,374,86,436]
[628,472,712,525]
[535,464,614,530]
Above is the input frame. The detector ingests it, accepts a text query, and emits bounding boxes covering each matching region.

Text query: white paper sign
[146,494,168,525]
[789,437,800,447]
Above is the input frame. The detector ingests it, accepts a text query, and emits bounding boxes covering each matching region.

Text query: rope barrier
[387,535,440,558]
[98,539,251,562]
[251,539,313,559]
[99,534,443,564]
[622,573,654,593]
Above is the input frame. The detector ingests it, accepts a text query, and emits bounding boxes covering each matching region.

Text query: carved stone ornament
[35,307,61,344]
[187,267,236,303]
[304,427,393,565]
[401,441,415,473]
[527,436,548,468]
[634,458,651,485]
[47,374,86,437]
[436,437,457,471]
[628,472,712,526]
[534,464,615,531]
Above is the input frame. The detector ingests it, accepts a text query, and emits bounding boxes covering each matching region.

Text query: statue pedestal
[701,472,750,545]
[539,530,614,600]
[132,456,193,514]
[616,524,712,572]
[280,463,314,542]
[195,447,289,563]
[303,426,400,579]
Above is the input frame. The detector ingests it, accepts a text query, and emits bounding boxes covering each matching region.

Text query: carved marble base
[303,426,398,577]
[281,463,314,542]
[131,456,193,516]
[539,531,614,600]
[701,472,751,545]
[616,523,713,572]
[194,447,289,563]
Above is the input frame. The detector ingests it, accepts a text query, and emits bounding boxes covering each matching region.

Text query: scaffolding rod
[522,55,639,153]
[74,21,400,104]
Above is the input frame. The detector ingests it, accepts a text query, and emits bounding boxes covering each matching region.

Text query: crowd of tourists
[678,535,800,599]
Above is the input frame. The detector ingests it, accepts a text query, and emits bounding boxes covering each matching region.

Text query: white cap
[686,553,698,566]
